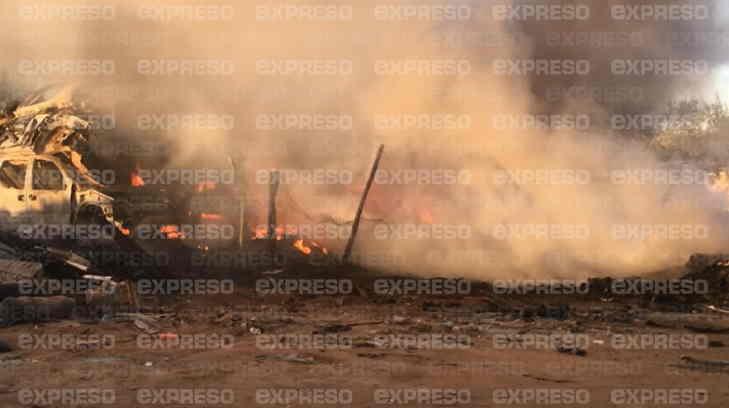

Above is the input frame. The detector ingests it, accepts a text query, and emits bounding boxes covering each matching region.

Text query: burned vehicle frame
[0,85,182,246]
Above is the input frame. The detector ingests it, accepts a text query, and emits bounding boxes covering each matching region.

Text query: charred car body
[0,85,180,244]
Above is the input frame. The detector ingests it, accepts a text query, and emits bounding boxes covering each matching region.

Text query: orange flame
[253,225,285,240]
[196,181,217,193]
[254,225,267,239]
[200,213,224,221]
[293,239,312,255]
[130,168,144,187]
[418,208,434,224]
[160,225,184,239]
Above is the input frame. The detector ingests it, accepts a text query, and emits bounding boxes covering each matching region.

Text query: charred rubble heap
[0,84,92,164]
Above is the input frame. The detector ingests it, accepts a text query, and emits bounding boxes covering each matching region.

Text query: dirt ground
[1,269,728,407]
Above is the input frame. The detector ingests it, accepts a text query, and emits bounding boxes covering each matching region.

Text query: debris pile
[0,236,138,326]
[683,253,729,296]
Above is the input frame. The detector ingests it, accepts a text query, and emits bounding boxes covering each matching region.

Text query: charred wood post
[343,144,384,264]
[227,155,246,249]
[267,170,280,252]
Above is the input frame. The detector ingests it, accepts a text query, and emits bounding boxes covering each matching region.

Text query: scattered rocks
[255,353,316,365]
[556,345,587,357]
[134,318,159,334]
[672,355,729,373]
[314,323,352,334]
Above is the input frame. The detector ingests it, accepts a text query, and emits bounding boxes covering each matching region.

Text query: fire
[130,167,144,187]
[252,225,285,240]
[711,171,729,193]
[254,225,267,239]
[196,181,217,193]
[160,225,184,239]
[200,213,224,221]
[252,226,328,255]
[293,239,312,255]
[418,208,434,224]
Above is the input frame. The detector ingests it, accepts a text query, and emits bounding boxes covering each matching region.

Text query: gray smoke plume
[2,0,728,279]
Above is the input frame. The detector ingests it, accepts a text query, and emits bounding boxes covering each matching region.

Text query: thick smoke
[511,0,727,114]
[2,0,729,279]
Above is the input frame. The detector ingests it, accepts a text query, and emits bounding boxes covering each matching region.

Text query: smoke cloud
[2,0,729,279]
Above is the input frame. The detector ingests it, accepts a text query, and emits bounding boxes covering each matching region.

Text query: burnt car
[0,85,241,256]
[0,85,179,244]
[0,148,132,236]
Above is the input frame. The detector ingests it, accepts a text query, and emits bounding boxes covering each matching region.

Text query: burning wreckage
[0,87,728,318]
[0,86,179,323]
[0,87,728,405]
[0,86,347,323]
[0,85,349,248]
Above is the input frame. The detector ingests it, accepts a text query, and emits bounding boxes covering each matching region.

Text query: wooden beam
[267,170,280,243]
[227,155,246,249]
[343,144,384,263]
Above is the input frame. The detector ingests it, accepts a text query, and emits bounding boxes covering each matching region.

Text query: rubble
[674,355,729,373]
[46,247,91,272]
[522,374,572,384]
[357,352,386,359]
[314,323,353,334]
[645,312,729,333]
[0,241,17,258]
[0,259,43,284]
[685,356,729,367]
[0,85,89,154]
[555,345,587,357]
[682,253,729,295]
[685,322,729,334]
[314,320,383,335]
[74,337,112,351]
[255,353,316,365]
[133,317,159,335]
[0,295,75,326]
